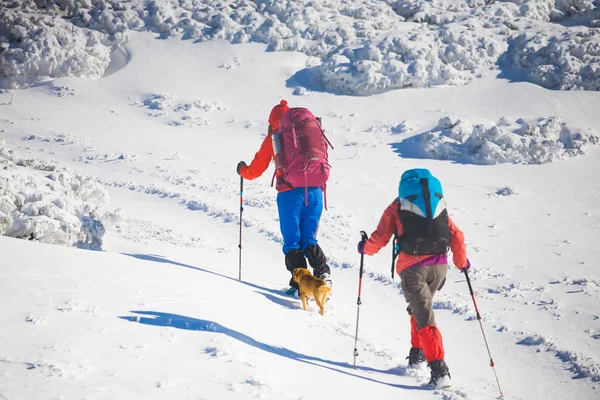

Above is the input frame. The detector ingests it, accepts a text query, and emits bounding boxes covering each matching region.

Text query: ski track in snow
[11,126,600,387]
[3,94,600,397]
[0,358,88,380]
[134,93,228,128]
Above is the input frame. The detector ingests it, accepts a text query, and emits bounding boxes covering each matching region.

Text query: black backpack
[397,169,449,257]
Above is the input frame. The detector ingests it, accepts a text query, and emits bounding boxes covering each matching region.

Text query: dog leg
[300,292,308,310]
[316,295,324,315]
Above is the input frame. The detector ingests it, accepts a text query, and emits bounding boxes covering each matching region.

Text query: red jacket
[239,132,290,192]
[364,199,468,274]
[241,100,291,190]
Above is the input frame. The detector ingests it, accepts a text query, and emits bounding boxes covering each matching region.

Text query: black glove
[236,161,247,175]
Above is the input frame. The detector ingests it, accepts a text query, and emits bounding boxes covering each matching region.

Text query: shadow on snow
[122,253,296,309]
[119,310,427,390]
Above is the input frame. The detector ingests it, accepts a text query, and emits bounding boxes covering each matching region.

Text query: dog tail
[318,285,332,295]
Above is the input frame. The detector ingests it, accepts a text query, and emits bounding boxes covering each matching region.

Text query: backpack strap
[300,171,329,209]
[304,183,308,206]
[320,121,331,211]
[291,122,298,148]
[300,164,308,206]
[315,117,334,150]
[421,177,433,219]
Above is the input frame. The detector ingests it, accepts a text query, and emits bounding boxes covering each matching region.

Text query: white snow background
[1,1,600,399]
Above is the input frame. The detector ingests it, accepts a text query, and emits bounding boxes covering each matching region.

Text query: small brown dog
[292,268,332,316]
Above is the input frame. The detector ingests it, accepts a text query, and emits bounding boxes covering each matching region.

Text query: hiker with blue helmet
[357,169,470,389]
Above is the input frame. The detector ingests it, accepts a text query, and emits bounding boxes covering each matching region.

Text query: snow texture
[0,138,117,250]
[1,27,599,400]
[414,115,599,164]
[135,93,227,127]
[502,26,600,91]
[0,3,111,89]
[1,0,599,93]
[315,25,504,95]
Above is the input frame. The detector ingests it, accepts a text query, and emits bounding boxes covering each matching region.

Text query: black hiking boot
[285,249,307,296]
[427,359,452,389]
[285,276,300,297]
[406,347,426,368]
[304,244,332,299]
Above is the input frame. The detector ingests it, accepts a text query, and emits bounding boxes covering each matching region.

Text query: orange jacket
[364,199,468,274]
[239,132,290,192]
[239,133,273,180]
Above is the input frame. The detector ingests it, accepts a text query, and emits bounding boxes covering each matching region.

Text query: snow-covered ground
[1,2,600,399]
[2,0,599,93]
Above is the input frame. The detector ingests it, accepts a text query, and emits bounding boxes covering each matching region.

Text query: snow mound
[503,27,600,90]
[410,116,599,164]
[315,24,504,95]
[517,334,600,381]
[136,93,227,127]
[139,94,175,111]
[0,6,111,89]
[390,0,487,25]
[0,139,119,250]
[1,0,599,93]
[0,0,401,89]
[497,0,600,23]
[51,85,77,97]
[494,186,520,196]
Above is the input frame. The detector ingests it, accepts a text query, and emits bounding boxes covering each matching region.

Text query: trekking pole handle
[358,231,367,280]
[465,268,474,296]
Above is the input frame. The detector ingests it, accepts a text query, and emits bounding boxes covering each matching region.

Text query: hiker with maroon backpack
[357,169,470,389]
[237,100,334,294]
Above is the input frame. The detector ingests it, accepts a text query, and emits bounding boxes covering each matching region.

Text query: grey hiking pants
[400,264,448,330]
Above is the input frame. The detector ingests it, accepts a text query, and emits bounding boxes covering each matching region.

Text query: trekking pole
[353,230,368,368]
[238,176,244,281]
[391,234,399,279]
[465,269,504,398]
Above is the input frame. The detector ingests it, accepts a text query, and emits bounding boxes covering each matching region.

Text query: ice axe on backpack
[353,230,368,368]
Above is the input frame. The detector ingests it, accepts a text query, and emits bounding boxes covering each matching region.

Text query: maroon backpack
[272,108,333,206]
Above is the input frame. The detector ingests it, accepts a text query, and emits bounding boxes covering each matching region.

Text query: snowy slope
[2,0,600,92]
[1,8,600,400]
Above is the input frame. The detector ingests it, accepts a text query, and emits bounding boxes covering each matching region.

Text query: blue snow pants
[276,187,323,254]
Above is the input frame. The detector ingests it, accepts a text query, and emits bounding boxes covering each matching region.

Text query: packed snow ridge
[1,0,599,93]
[0,139,121,250]
[416,115,599,164]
